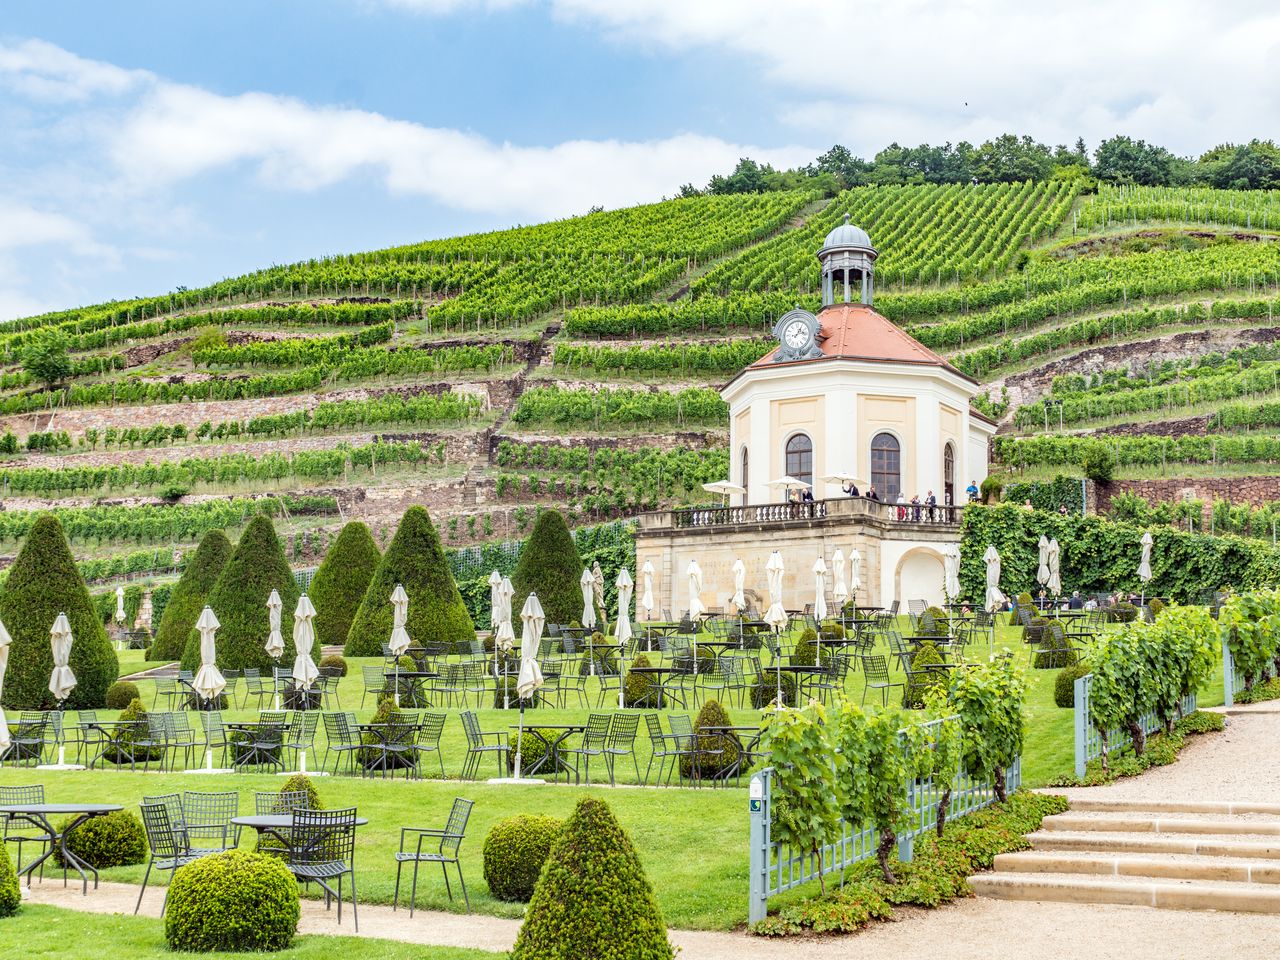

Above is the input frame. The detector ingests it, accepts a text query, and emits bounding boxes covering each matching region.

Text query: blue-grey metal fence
[747,715,1019,924]
[1072,673,1197,778]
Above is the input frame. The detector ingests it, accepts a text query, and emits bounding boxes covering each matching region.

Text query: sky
[2,0,1278,321]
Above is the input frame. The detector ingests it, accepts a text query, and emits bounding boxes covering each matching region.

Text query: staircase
[970,799,1280,913]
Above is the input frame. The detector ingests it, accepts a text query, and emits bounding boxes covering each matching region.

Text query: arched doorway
[896,547,946,608]
[943,442,955,509]
[785,433,813,489]
[870,432,901,502]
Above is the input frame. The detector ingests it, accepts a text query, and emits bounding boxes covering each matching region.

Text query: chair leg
[440,859,452,902]
[393,859,403,911]
[456,861,470,913]
[135,861,153,915]
[350,871,358,933]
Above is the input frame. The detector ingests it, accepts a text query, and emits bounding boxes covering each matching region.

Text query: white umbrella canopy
[764,551,789,632]
[265,589,285,659]
[831,550,849,607]
[115,586,126,624]
[615,568,634,645]
[640,560,655,620]
[1138,531,1154,584]
[389,583,411,656]
[494,576,516,653]
[812,556,828,622]
[943,544,962,602]
[192,606,227,701]
[730,558,747,611]
[1047,538,1062,597]
[821,472,861,485]
[516,594,546,701]
[687,559,706,619]
[488,570,503,631]
[48,613,76,704]
[1036,535,1051,589]
[0,618,11,751]
[849,549,862,596]
[292,595,320,690]
[702,480,746,500]
[767,476,811,497]
[579,568,598,630]
[983,545,1008,613]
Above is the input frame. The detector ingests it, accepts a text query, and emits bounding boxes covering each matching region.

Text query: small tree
[762,702,840,893]
[21,332,72,390]
[1082,445,1116,484]
[948,652,1027,801]
[511,510,589,627]
[149,529,231,662]
[308,521,380,650]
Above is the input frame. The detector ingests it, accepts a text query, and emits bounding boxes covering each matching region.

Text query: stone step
[1064,798,1280,817]
[993,850,1280,884]
[1030,830,1280,860]
[1043,813,1280,836]
[970,871,1280,913]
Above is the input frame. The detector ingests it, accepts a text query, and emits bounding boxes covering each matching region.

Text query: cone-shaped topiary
[0,514,117,709]
[181,515,303,673]
[511,510,588,628]
[511,796,673,960]
[345,506,474,656]
[0,848,19,918]
[149,529,231,662]
[308,521,380,650]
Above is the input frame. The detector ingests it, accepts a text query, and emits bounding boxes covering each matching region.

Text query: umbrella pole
[504,657,510,710]
[775,628,783,707]
[514,703,525,780]
[619,639,626,710]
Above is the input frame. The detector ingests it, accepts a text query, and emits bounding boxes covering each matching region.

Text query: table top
[700,725,760,734]
[384,671,439,678]
[626,666,681,675]
[773,664,829,674]
[0,804,123,816]
[232,814,368,829]
[509,723,585,731]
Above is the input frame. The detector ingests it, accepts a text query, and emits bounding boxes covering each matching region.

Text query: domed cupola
[818,213,877,307]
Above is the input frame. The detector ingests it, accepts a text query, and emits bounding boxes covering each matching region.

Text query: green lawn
[7,904,499,959]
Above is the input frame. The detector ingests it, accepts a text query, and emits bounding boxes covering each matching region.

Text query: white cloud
[0,37,149,101]
[375,0,529,11]
[0,200,115,260]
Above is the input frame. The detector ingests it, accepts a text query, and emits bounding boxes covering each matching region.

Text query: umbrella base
[184,767,235,775]
[278,769,330,777]
[36,763,86,771]
[486,777,547,785]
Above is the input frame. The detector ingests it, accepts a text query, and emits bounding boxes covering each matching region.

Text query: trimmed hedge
[511,796,673,960]
[623,654,663,707]
[0,849,19,918]
[183,516,304,673]
[1055,663,1091,708]
[0,514,117,709]
[905,642,946,707]
[149,529,231,662]
[105,680,140,710]
[751,670,798,709]
[102,699,163,764]
[54,810,146,868]
[1033,626,1075,669]
[165,850,299,953]
[346,506,475,656]
[483,815,564,902]
[308,521,380,650]
[318,654,348,677]
[681,699,740,780]
[278,774,323,810]
[511,510,589,628]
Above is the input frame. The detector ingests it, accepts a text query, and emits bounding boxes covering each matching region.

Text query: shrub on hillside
[680,699,740,780]
[511,797,673,960]
[511,510,591,628]
[278,774,323,810]
[1082,445,1116,483]
[105,680,140,710]
[0,850,20,918]
[980,476,1004,504]
[183,516,304,673]
[149,530,231,662]
[346,507,474,656]
[483,816,564,902]
[1054,663,1091,708]
[308,521,380,650]
[54,810,146,869]
[165,850,299,953]
[0,514,118,709]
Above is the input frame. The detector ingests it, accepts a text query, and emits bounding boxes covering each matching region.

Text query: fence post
[1073,675,1089,779]
[897,778,916,863]
[748,772,769,925]
[1223,635,1235,708]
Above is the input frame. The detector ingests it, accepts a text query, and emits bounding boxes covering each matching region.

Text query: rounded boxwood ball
[165,850,299,953]
[105,680,141,710]
[483,815,563,902]
[54,810,145,869]
[0,849,19,918]
[1054,663,1091,708]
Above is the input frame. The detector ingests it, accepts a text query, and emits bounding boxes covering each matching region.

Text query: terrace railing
[669,497,963,531]
[1072,673,1197,778]
[747,715,1018,924]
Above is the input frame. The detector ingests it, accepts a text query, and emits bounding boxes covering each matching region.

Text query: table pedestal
[487,777,547,785]
[37,746,86,771]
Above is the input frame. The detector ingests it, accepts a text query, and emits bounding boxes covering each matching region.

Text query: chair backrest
[155,677,176,693]
[606,713,639,748]
[861,654,890,684]
[323,711,355,745]
[166,713,197,743]
[667,714,694,748]
[289,807,356,868]
[146,713,169,739]
[460,710,482,747]
[362,665,386,690]
[581,713,611,748]
[140,801,188,858]
[183,791,238,829]
[560,636,577,655]
[416,713,447,747]
[256,789,311,815]
[0,784,44,805]
[288,711,320,745]
[259,711,287,725]
[438,797,473,857]
[201,711,227,744]
[644,712,665,746]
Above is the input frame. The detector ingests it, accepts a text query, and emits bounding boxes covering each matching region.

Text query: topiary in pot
[318,654,348,678]
[750,670,798,709]
[165,850,299,953]
[623,654,663,708]
[0,514,118,709]
[904,642,946,708]
[346,506,475,656]
[105,680,141,710]
[0,849,20,918]
[511,796,673,960]
[55,810,146,868]
[183,516,303,674]
[484,815,564,903]
[308,521,380,651]
[149,530,231,663]
[680,699,741,780]
[511,510,592,628]
[1054,663,1091,708]
[278,774,323,811]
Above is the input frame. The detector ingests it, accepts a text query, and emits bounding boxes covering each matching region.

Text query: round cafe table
[0,803,123,894]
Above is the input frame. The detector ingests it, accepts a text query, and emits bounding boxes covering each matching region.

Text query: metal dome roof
[821,213,872,250]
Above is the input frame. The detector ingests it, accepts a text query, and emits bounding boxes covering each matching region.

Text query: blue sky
[2,0,1277,320]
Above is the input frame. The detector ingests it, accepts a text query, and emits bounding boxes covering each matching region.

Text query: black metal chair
[0,715,48,767]
[0,784,51,879]
[183,791,240,852]
[860,654,904,707]
[459,711,508,780]
[286,807,359,930]
[393,797,473,916]
[411,713,448,779]
[560,713,611,784]
[322,712,361,776]
[643,714,688,786]
[603,713,641,784]
[137,801,202,914]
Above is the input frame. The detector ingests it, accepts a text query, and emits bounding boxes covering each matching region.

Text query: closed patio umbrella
[943,544,962,603]
[764,551,788,706]
[615,568,633,709]
[292,595,319,691]
[984,545,1008,613]
[192,606,226,703]
[580,568,597,631]
[849,548,862,599]
[1138,531,1153,602]
[1047,538,1062,598]
[389,583,411,657]
[265,589,284,660]
[640,560,655,621]
[488,569,503,632]
[812,555,828,665]
[1036,535,1051,591]
[687,559,706,620]
[114,586,126,625]
[512,593,546,780]
[831,550,848,609]
[730,558,746,612]
[0,619,11,751]
[49,613,76,705]
[494,576,516,653]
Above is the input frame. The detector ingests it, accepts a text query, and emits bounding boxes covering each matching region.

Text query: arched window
[740,446,749,503]
[943,442,955,507]
[785,433,813,489]
[870,432,901,502]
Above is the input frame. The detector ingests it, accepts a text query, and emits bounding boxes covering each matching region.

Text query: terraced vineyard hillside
[5,180,1280,599]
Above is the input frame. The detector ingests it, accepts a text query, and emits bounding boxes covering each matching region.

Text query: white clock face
[784,319,809,349]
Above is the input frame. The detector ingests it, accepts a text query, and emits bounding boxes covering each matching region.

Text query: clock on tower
[770,308,823,362]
